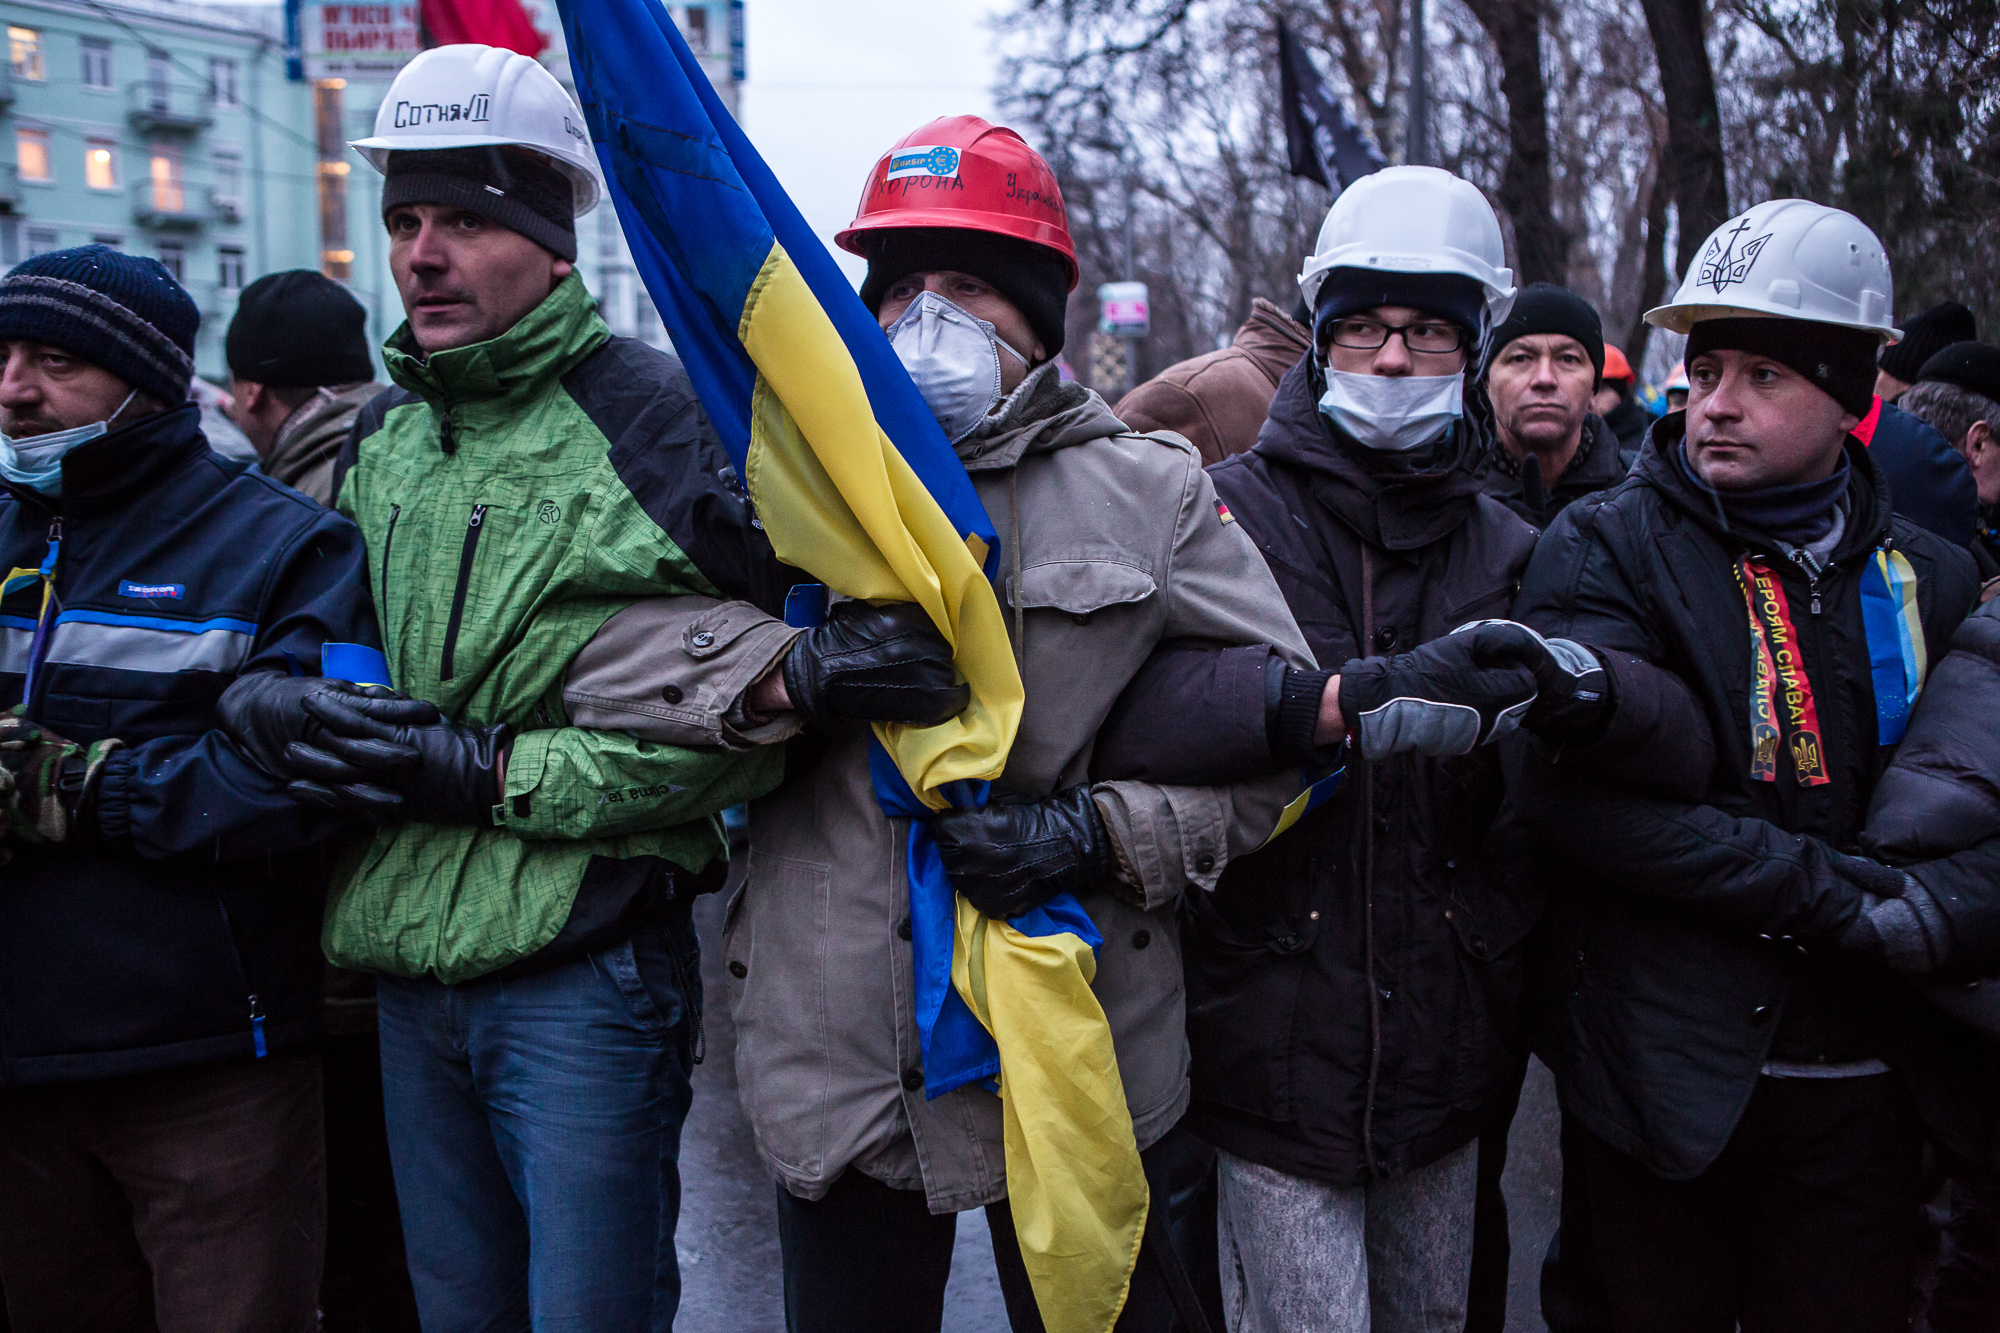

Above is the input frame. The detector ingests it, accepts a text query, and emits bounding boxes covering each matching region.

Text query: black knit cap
[226,270,373,387]
[1879,301,1977,383]
[857,227,1070,357]
[383,146,576,261]
[1312,267,1487,344]
[1687,316,1879,418]
[0,244,197,406]
[1484,282,1604,386]
[1916,341,2000,406]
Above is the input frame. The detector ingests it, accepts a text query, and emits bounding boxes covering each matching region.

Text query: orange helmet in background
[1602,344,1634,385]
[836,115,1079,291]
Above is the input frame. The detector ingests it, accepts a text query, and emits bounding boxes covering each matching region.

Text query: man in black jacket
[0,246,381,1332]
[1510,200,1984,1332]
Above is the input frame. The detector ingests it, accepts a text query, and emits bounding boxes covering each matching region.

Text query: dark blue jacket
[0,403,377,1087]
[1867,398,1979,547]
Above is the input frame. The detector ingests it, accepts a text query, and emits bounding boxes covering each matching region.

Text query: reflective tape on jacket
[0,616,32,675]
[43,610,258,675]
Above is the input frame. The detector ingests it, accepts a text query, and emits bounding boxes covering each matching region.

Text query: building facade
[1,0,319,378]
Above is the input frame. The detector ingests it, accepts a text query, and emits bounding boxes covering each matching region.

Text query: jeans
[1570,1073,1923,1333]
[0,1051,325,1333]
[376,917,700,1333]
[1216,1141,1478,1333]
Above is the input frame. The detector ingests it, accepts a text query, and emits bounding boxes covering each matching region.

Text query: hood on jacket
[1633,414,1895,565]
[955,361,1129,473]
[1250,352,1490,551]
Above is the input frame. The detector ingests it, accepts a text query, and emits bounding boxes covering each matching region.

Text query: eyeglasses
[1324,317,1467,355]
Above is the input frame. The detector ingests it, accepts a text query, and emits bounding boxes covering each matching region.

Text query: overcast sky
[740,0,1003,284]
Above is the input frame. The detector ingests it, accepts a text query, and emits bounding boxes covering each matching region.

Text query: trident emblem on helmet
[1698,218,1774,293]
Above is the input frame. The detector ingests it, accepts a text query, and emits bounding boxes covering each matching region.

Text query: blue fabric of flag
[1859,547,1925,745]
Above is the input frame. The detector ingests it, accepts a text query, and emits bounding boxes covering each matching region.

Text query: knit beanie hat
[1312,266,1488,346]
[0,244,197,407]
[1485,282,1605,386]
[1686,316,1879,419]
[1916,341,2000,406]
[382,146,577,261]
[1879,302,1977,383]
[858,227,1071,357]
[226,270,373,387]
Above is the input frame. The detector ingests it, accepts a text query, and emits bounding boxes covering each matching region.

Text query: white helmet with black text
[1297,166,1516,328]
[351,44,600,216]
[1646,199,1897,341]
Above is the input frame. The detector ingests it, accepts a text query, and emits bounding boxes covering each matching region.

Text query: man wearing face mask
[0,244,381,1331]
[552,113,1323,1331]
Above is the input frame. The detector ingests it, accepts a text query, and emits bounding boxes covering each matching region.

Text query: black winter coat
[1477,414,1630,529]
[1181,356,1540,1185]
[1509,420,1986,1178]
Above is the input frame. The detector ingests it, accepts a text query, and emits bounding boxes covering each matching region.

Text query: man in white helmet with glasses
[214,45,965,1331]
[1509,200,1992,1330]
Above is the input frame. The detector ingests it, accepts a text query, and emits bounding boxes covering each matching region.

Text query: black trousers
[776,1122,1217,1333]
[1570,1073,1924,1333]
[319,1031,421,1333]
[1465,1061,1529,1333]
[1924,1174,2000,1333]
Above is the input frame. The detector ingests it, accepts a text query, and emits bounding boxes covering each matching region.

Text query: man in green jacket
[219,45,965,1332]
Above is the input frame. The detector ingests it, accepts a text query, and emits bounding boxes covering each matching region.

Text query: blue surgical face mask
[0,390,137,497]
[1316,367,1464,452]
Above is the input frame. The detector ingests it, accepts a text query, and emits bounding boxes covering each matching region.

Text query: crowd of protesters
[4,38,2000,1333]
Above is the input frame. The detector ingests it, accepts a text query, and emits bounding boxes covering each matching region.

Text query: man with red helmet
[556,114,1320,1330]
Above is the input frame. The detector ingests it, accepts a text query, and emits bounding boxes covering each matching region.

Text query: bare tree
[1638,0,1731,273]
[1458,0,1567,284]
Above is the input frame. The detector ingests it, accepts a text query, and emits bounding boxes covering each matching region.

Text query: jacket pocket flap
[1014,560,1158,616]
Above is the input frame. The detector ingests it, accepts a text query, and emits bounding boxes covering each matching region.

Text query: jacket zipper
[378,503,402,637]
[22,516,61,709]
[213,895,267,1059]
[439,503,488,681]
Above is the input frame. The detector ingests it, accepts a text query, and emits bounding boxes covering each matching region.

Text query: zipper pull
[248,993,267,1058]
[468,503,487,529]
[1810,580,1822,616]
[439,413,456,455]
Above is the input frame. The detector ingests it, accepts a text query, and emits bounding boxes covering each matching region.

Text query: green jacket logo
[537,501,562,525]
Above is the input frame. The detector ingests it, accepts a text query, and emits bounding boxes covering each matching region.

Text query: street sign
[300,3,422,81]
[1097,280,1149,339]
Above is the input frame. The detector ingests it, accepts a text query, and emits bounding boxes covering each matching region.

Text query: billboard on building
[300,3,422,81]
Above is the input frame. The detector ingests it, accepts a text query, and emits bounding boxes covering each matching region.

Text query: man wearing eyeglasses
[1175,167,1565,1332]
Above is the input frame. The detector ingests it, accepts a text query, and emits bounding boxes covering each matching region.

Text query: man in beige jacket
[556,116,1321,1332]
[225,270,380,506]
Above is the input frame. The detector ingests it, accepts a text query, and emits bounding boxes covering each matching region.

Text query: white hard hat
[1645,199,1898,341]
[1297,166,1516,325]
[351,45,600,216]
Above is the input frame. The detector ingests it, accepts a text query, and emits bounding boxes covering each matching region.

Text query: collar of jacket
[1251,352,1487,552]
[1233,298,1313,388]
[1,402,208,516]
[381,272,610,417]
[1633,413,1894,564]
[267,380,378,490]
[1488,413,1624,490]
[955,361,1128,473]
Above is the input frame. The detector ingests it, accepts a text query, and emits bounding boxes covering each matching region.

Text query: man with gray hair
[1901,341,2000,569]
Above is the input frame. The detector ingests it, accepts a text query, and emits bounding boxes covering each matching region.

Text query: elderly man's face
[0,340,141,437]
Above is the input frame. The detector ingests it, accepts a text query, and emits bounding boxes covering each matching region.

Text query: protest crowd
[7,30,2000,1333]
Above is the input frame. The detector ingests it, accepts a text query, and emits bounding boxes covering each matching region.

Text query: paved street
[675,875,1563,1332]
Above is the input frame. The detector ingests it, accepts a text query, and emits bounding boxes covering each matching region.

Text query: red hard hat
[836,115,1079,291]
[1602,344,1634,383]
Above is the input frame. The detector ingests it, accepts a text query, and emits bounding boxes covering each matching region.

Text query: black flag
[1277,16,1386,194]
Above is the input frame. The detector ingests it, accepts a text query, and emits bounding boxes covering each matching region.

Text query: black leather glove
[216,674,437,824]
[781,601,969,733]
[288,690,512,826]
[1837,874,1953,977]
[1449,619,1610,737]
[932,786,1113,920]
[1337,625,1540,759]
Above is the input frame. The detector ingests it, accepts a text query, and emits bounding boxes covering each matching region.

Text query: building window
[16,128,51,183]
[156,241,184,282]
[146,49,171,111]
[85,139,118,190]
[209,57,238,106]
[217,245,244,290]
[149,147,183,212]
[81,37,112,89]
[682,6,709,51]
[25,227,57,256]
[8,27,43,82]
[212,147,242,202]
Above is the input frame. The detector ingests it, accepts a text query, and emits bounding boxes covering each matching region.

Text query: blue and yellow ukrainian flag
[554,2,1147,1326]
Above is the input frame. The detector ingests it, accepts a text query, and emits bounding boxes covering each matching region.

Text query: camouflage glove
[0,706,123,845]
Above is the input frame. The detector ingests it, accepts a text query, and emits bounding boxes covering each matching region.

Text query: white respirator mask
[885,293,1031,443]
[0,389,137,496]
[1315,368,1464,453]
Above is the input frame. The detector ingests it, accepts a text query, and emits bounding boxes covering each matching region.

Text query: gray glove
[1837,875,1953,976]
[1449,620,1610,737]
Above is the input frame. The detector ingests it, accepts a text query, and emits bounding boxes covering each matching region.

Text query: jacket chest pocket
[1010,558,1159,653]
